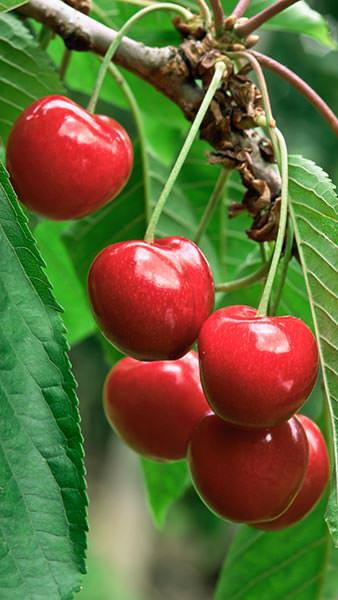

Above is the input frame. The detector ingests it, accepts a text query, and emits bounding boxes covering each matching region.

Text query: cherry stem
[260,243,267,264]
[59,48,72,81]
[209,0,225,35]
[195,0,212,27]
[232,0,251,18]
[87,2,193,114]
[107,63,152,223]
[231,50,279,159]
[194,168,229,244]
[215,259,270,293]
[144,61,226,243]
[38,24,53,49]
[235,0,300,37]
[257,129,289,317]
[252,52,338,137]
[270,219,294,315]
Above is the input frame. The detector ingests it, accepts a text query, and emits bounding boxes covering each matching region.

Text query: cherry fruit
[253,415,329,530]
[188,414,309,523]
[198,305,318,428]
[104,351,211,461]
[88,236,214,360]
[6,95,133,220]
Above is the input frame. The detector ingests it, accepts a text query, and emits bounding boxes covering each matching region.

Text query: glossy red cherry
[6,95,133,220]
[88,236,214,361]
[253,415,329,530]
[188,414,309,523]
[103,351,211,461]
[198,305,318,428]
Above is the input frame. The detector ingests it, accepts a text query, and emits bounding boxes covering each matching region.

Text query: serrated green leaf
[0,12,63,141]
[288,155,338,545]
[35,221,97,346]
[141,459,190,527]
[215,497,331,600]
[0,0,27,11]
[0,161,87,598]
[225,0,336,48]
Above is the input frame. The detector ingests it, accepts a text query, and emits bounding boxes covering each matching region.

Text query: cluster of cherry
[7,95,329,531]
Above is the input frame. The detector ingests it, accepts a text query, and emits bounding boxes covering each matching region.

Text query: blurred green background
[54,1,338,597]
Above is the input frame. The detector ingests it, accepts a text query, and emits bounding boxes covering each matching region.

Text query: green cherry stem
[270,219,294,315]
[194,168,229,244]
[195,0,212,27]
[59,48,72,81]
[215,259,270,293]
[107,63,152,223]
[257,128,289,316]
[87,3,193,113]
[144,61,226,243]
[38,25,53,49]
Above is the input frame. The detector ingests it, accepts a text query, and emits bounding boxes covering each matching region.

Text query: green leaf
[141,459,190,527]
[0,0,27,11]
[288,155,338,545]
[0,12,63,141]
[0,161,87,598]
[215,497,331,600]
[225,0,336,48]
[35,221,97,346]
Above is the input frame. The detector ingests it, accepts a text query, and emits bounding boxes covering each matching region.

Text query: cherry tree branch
[231,0,251,19]
[19,0,199,111]
[252,51,338,136]
[235,0,300,37]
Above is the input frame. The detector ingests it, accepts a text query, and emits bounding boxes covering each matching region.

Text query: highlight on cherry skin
[6,95,133,220]
[198,305,319,428]
[253,415,330,531]
[188,413,309,524]
[88,236,214,361]
[103,351,211,461]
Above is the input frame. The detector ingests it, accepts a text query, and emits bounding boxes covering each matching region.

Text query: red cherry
[253,415,329,530]
[6,95,133,220]
[198,305,318,428]
[103,351,211,461]
[88,236,214,361]
[188,414,309,523]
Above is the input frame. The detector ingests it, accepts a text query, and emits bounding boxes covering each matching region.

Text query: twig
[232,0,251,19]
[209,0,225,35]
[252,51,338,137]
[215,260,270,292]
[194,168,229,244]
[236,0,300,37]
